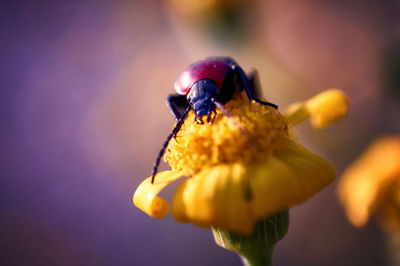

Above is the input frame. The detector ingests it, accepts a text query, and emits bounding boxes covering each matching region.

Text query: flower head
[338,136,400,232]
[134,89,348,235]
[166,91,289,177]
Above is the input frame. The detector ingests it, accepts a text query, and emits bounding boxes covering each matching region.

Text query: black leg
[233,66,278,109]
[247,69,262,98]
[151,106,191,184]
[167,94,190,121]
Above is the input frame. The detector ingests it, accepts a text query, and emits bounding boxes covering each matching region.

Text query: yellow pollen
[165,91,289,176]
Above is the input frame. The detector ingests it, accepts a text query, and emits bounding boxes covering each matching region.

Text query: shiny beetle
[151,57,278,183]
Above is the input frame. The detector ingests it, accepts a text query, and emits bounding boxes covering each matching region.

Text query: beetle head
[187,79,218,123]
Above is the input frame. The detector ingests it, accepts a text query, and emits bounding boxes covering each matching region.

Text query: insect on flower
[151,57,278,183]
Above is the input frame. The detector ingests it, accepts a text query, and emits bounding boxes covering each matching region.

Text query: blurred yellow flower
[134,89,348,235]
[167,0,248,22]
[338,136,400,232]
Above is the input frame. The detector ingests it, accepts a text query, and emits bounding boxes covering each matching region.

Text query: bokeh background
[2,1,400,265]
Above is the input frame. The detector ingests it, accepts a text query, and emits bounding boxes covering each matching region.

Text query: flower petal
[172,164,255,235]
[133,170,184,218]
[249,141,336,219]
[171,141,335,235]
[307,89,349,128]
[284,89,348,129]
[283,102,309,127]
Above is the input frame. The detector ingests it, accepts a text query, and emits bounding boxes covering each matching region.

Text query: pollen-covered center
[165,91,289,176]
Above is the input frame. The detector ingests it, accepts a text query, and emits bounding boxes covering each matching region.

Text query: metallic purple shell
[174,57,233,95]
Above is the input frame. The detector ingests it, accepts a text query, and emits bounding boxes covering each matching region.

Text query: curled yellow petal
[133,170,184,218]
[283,102,309,127]
[284,89,348,129]
[307,89,349,128]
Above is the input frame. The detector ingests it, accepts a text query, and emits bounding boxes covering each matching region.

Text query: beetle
[151,57,278,183]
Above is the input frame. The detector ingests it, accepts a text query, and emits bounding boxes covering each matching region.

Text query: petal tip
[133,190,170,219]
[308,89,349,129]
[133,170,185,219]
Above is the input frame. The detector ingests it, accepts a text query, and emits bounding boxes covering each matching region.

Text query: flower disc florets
[165,91,290,176]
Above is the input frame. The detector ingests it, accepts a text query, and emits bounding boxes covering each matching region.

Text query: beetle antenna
[151,106,191,184]
[212,99,247,135]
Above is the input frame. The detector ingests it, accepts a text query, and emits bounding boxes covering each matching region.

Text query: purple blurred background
[1,1,400,265]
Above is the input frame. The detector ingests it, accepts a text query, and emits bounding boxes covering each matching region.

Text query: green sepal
[212,210,289,266]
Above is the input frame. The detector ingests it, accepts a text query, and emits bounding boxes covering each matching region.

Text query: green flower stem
[212,210,289,266]
[239,249,273,266]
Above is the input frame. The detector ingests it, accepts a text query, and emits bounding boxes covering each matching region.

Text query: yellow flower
[338,136,400,232]
[167,0,248,22]
[134,89,348,235]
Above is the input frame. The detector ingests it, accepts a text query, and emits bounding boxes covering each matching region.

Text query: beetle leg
[206,104,216,123]
[247,69,262,98]
[195,115,204,124]
[207,112,216,124]
[167,94,190,121]
[209,109,217,123]
[233,66,278,109]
